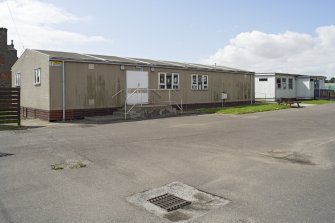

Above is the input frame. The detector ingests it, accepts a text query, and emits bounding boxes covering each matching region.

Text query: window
[288,78,293,89]
[282,77,287,89]
[34,68,41,85]
[15,73,21,87]
[172,73,179,89]
[158,72,179,89]
[276,77,281,89]
[191,74,208,90]
[259,78,268,82]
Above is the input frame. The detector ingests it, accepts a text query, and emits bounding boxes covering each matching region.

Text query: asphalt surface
[0,104,335,223]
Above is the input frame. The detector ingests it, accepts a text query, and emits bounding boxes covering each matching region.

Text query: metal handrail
[125,87,139,120]
[111,89,124,99]
[124,88,183,120]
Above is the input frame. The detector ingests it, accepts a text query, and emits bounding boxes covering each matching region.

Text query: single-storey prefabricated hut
[255,73,325,101]
[12,49,255,121]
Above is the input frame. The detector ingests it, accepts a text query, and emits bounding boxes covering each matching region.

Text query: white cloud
[204,26,335,79]
[0,0,112,55]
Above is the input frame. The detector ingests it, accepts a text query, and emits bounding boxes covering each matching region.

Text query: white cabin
[255,73,325,101]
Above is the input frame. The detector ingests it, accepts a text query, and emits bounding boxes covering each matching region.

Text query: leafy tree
[326,77,335,83]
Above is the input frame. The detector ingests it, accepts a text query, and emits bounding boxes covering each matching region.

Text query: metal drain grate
[148,193,191,212]
[0,152,14,158]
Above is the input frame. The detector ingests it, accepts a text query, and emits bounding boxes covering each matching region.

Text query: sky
[1,0,335,78]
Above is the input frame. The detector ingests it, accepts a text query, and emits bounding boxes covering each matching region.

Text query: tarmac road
[0,104,335,223]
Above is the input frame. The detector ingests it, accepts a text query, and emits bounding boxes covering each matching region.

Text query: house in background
[325,83,335,91]
[255,73,298,100]
[0,28,17,88]
[296,75,326,98]
[12,49,254,121]
[255,73,325,101]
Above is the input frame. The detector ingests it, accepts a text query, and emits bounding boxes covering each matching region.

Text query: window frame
[15,73,21,87]
[288,78,293,90]
[191,74,209,90]
[34,68,41,86]
[276,77,281,89]
[158,72,179,90]
[172,73,179,89]
[159,72,166,89]
[282,77,287,89]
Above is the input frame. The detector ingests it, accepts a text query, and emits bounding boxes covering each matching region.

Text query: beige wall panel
[49,65,62,110]
[147,68,254,105]
[50,62,126,110]
[50,62,254,110]
[11,50,50,110]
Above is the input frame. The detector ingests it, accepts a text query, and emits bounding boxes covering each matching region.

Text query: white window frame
[276,77,281,89]
[158,72,179,89]
[172,73,179,89]
[15,73,21,87]
[282,77,287,89]
[288,78,293,90]
[191,74,208,90]
[34,68,41,86]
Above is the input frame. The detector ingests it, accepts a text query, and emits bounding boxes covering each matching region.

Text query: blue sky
[1,0,335,77]
[41,0,335,60]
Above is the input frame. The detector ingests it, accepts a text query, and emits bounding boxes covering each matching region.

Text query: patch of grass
[300,99,334,105]
[197,103,290,115]
[51,164,65,170]
[51,160,87,171]
[69,161,86,169]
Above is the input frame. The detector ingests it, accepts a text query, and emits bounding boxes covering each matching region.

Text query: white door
[126,71,149,105]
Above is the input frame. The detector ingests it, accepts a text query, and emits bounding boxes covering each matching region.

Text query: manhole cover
[148,193,191,212]
[0,152,14,157]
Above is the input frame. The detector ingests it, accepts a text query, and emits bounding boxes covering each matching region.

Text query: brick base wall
[21,101,254,122]
[175,100,254,110]
[21,107,119,121]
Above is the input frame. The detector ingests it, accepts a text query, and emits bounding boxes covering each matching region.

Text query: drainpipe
[250,73,253,104]
[62,61,66,121]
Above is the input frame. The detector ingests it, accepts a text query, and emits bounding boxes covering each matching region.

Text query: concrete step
[112,111,126,117]
[84,104,179,123]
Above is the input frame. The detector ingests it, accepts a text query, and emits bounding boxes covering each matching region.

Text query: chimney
[0,28,8,48]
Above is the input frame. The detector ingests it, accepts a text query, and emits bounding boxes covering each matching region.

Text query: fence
[320,89,335,99]
[0,88,20,125]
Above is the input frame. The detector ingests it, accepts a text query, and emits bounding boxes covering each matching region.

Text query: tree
[326,77,335,83]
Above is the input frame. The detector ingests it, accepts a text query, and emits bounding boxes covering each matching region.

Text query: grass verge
[197,103,290,115]
[300,99,334,105]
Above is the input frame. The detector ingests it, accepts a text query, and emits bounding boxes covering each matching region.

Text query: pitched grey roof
[256,72,326,79]
[256,72,302,77]
[33,49,253,73]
